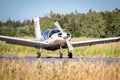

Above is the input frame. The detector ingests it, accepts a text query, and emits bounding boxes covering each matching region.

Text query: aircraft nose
[58,32,71,39]
[62,33,67,38]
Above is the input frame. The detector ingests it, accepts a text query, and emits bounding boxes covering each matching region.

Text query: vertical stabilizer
[34,16,41,40]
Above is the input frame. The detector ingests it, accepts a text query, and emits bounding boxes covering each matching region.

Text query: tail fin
[34,16,41,40]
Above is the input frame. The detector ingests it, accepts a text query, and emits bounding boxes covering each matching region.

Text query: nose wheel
[68,52,72,58]
[59,46,73,58]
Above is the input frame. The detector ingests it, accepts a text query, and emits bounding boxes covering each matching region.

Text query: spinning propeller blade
[54,21,73,51]
[54,22,64,33]
[66,39,73,51]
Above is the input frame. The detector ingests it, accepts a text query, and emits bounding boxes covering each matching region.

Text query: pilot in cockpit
[49,29,60,37]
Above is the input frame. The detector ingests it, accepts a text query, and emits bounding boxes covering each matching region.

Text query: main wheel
[37,52,41,58]
[68,52,72,58]
[60,52,63,58]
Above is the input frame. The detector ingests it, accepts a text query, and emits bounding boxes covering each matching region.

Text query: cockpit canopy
[43,28,60,40]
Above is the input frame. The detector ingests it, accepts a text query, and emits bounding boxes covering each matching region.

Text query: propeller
[54,22,64,33]
[54,21,73,51]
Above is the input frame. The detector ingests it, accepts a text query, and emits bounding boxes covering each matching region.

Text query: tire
[37,52,41,58]
[68,52,72,58]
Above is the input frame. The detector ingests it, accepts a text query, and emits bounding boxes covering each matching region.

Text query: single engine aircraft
[0,17,120,58]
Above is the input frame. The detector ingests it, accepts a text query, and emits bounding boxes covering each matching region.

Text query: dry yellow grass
[0,59,120,80]
[71,37,96,42]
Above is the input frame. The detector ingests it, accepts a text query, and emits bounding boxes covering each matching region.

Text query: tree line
[0,8,120,38]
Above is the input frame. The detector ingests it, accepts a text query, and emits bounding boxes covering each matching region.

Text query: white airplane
[0,16,120,58]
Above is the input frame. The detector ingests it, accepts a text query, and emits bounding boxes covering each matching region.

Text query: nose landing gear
[68,52,72,58]
[59,46,73,58]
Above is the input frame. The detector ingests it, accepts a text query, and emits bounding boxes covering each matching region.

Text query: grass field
[0,37,120,57]
[0,37,120,80]
[0,59,119,80]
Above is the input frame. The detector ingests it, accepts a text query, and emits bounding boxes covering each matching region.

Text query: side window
[43,30,50,40]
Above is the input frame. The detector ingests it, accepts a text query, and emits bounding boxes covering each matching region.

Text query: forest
[0,8,120,38]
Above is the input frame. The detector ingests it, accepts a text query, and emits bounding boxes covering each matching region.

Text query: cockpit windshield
[43,28,60,40]
[49,29,60,37]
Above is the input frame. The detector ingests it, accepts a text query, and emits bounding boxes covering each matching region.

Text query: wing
[71,37,120,47]
[0,35,50,49]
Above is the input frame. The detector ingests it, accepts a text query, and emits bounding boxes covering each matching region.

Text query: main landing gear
[37,48,42,58]
[59,46,63,58]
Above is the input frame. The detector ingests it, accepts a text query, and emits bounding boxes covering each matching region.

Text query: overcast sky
[0,0,120,22]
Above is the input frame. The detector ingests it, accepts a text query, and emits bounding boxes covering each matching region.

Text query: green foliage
[81,11,106,38]
[0,26,16,36]
[101,9,120,37]
[0,8,120,38]
[111,9,120,36]
[15,25,34,37]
